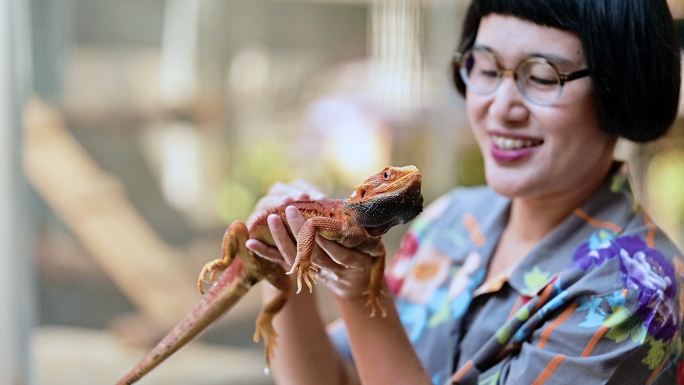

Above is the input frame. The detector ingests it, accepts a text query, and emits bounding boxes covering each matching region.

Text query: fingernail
[285,205,299,217]
[266,214,281,229]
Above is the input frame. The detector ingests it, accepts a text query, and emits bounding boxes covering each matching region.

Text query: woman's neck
[506,158,616,244]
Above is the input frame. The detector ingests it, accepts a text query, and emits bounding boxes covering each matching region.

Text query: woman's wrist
[333,281,392,316]
[261,276,318,308]
[333,285,431,385]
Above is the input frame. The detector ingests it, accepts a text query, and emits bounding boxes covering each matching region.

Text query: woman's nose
[488,76,530,125]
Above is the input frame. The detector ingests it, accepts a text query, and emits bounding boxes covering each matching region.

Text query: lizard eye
[383,170,392,180]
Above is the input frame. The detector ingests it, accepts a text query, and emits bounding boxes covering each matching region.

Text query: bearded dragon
[117,165,423,385]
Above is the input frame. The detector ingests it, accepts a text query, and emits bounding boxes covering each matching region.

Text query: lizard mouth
[364,222,397,237]
[351,182,423,237]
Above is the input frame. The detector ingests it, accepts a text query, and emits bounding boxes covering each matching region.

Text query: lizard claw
[253,319,278,368]
[196,259,229,294]
[293,260,318,294]
[363,288,388,318]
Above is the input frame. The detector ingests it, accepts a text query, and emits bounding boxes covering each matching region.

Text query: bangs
[474,0,581,34]
[455,0,680,142]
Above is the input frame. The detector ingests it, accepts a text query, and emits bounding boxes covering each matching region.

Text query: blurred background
[2,0,684,384]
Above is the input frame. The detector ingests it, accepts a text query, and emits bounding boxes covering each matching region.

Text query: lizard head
[344,165,423,237]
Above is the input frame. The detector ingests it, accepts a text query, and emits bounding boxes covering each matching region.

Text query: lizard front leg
[197,220,244,294]
[356,239,388,317]
[288,217,344,294]
[253,268,290,367]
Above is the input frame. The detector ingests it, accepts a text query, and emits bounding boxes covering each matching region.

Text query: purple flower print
[573,241,615,270]
[573,235,679,340]
[614,236,678,340]
[616,239,673,300]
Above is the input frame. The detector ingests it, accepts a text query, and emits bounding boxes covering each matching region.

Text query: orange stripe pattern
[581,326,609,357]
[531,354,566,385]
[450,360,473,383]
[574,209,622,233]
[534,283,556,312]
[463,213,486,246]
[581,288,629,357]
[642,212,657,248]
[537,303,578,349]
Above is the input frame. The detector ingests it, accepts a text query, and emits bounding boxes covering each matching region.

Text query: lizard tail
[116,260,259,385]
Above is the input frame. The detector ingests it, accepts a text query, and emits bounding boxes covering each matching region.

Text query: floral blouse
[331,164,684,385]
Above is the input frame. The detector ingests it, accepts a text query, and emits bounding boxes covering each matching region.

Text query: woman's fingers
[254,204,377,299]
[285,205,373,272]
[248,213,299,269]
[267,214,297,265]
[245,239,289,269]
[283,206,336,267]
[284,206,305,231]
[316,237,373,271]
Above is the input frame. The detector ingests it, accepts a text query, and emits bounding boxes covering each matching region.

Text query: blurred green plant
[216,140,294,221]
[647,150,684,243]
[216,182,256,223]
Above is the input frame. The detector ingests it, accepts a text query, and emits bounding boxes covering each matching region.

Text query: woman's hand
[245,181,428,385]
[246,193,377,299]
[246,182,363,385]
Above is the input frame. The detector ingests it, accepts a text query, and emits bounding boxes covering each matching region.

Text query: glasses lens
[517,59,562,105]
[459,49,500,94]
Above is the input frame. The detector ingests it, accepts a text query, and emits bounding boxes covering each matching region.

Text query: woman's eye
[479,69,499,78]
[529,75,557,86]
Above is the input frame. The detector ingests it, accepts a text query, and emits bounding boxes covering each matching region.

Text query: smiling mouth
[491,135,544,150]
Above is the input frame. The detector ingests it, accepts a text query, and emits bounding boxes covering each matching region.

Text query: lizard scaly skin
[117,165,423,384]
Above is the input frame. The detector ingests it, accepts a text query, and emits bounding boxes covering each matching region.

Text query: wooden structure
[23,99,197,328]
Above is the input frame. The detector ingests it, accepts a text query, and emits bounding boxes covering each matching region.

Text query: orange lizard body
[117,165,423,384]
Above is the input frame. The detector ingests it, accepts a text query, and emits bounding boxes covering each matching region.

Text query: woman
[246,1,684,384]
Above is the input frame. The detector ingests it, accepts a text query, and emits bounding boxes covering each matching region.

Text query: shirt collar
[492,162,637,296]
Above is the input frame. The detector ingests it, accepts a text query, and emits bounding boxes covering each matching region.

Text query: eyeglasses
[453,47,590,106]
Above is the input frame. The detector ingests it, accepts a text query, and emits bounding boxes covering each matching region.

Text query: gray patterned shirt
[332,163,683,385]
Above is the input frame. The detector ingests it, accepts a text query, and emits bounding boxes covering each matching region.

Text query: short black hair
[453,0,681,142]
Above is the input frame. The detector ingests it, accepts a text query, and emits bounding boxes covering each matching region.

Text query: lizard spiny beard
[345,189,423,236]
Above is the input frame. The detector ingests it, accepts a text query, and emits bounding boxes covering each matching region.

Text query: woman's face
[466,14,616,200]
